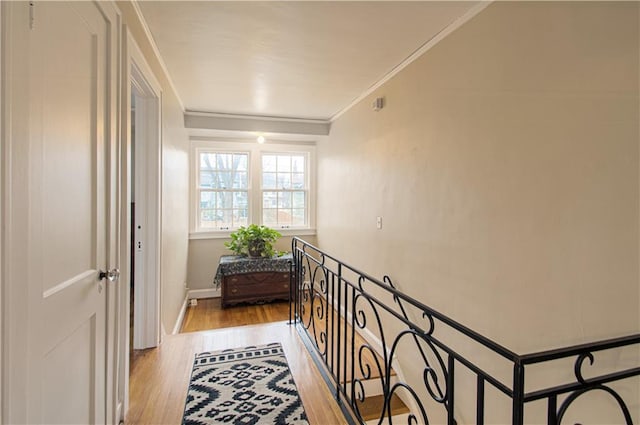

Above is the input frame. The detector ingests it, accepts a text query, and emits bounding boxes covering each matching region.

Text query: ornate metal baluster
[290,237,640,425]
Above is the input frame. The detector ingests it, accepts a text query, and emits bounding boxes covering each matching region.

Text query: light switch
[376,216,382,230]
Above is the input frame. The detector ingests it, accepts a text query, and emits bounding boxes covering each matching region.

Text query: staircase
[290,237,640,425]
[358,394,410,424]
[297,292,411,424]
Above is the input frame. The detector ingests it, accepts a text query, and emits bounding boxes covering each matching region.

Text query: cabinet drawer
[225,281,289,298]
[226,271,289,287]
[222,271,290,307]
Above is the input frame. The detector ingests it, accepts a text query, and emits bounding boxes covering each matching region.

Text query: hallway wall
[316,2,639,422]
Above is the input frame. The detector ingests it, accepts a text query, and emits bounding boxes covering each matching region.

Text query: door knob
[99,268,120,282]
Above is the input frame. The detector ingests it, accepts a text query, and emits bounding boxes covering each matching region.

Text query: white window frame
[195,149,251,231]
[190,139,316,239]
[260,151,310,230]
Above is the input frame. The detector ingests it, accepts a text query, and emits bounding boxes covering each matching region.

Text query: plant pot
[247,239,266,258]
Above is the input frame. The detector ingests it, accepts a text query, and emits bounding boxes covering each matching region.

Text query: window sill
[189,228,317,240]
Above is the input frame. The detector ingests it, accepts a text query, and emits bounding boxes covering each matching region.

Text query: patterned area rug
[182,343,309,425]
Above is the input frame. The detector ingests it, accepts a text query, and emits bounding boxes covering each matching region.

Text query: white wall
[317,2,639,422]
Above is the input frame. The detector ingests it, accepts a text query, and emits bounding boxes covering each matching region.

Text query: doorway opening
[129,62,161,352]
[116,34,162,423]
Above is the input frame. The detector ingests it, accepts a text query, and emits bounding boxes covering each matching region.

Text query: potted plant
[224,224,283,258]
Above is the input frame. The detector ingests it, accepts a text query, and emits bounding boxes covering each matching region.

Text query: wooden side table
[213,254,293,308]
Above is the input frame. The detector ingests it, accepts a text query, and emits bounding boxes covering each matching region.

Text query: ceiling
[137,1,482,122]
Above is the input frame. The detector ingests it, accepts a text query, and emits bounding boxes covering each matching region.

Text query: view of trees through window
[195,147,310,232]
[262,154,307,227]
[198,152,248,229]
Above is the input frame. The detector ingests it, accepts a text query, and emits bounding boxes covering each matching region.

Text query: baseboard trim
[188,288,221,299]
[171,289,221,335]
[172,294,189,335]
[115,401,124,425]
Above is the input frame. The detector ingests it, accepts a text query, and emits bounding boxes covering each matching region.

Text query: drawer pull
[283,283,289,289]
[231,288,238,294]
[231,278,238,283]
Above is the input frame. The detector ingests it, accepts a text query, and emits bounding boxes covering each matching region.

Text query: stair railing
[290,237,640,425]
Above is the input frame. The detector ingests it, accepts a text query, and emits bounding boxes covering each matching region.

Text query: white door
[3,2,115,423]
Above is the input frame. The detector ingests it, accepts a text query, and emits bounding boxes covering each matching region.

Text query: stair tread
[356,393,410,421]
[340,368,397,384]
[302,293,399,382]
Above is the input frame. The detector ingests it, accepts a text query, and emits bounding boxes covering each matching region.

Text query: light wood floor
[127,302,346,424]
[180,297,289,333]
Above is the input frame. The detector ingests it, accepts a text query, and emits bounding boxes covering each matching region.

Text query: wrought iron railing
[289,237,640,425]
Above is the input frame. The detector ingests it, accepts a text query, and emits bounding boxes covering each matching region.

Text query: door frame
[115,27,162,422]
[0,2,4,421]
[130,42,162,351]
[0,3,5,423]
[0,5,26,421]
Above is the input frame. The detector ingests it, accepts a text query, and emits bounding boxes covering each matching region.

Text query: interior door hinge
[29,1,35,30]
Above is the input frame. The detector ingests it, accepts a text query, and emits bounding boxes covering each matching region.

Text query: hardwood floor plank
[127,321,346,424]
[180,298,290,333]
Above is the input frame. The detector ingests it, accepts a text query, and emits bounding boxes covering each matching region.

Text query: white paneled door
[3,2,118,423]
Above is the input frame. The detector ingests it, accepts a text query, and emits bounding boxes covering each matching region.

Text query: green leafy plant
[224,224,284,258]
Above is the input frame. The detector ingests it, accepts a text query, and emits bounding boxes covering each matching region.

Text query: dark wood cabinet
[214,254,293,308]
[221,270,290,307]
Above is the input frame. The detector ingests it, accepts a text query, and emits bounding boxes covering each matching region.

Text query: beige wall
[159,89,190,333]
[317,2,638,421]
[119,2,189,333]
[188,235,317,291]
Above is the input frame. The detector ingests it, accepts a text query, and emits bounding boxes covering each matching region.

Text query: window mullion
[250,148,261,225]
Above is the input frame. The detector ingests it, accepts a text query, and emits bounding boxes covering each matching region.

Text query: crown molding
[131,0,185,111]
[330,0,492,122]
[136,0,491,130]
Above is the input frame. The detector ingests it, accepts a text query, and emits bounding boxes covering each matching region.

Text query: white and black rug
[182,342,309,425]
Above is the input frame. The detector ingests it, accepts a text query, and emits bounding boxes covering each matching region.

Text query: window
[191,140,315,237]
[262,154,307,228]
[197,152,248,230]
